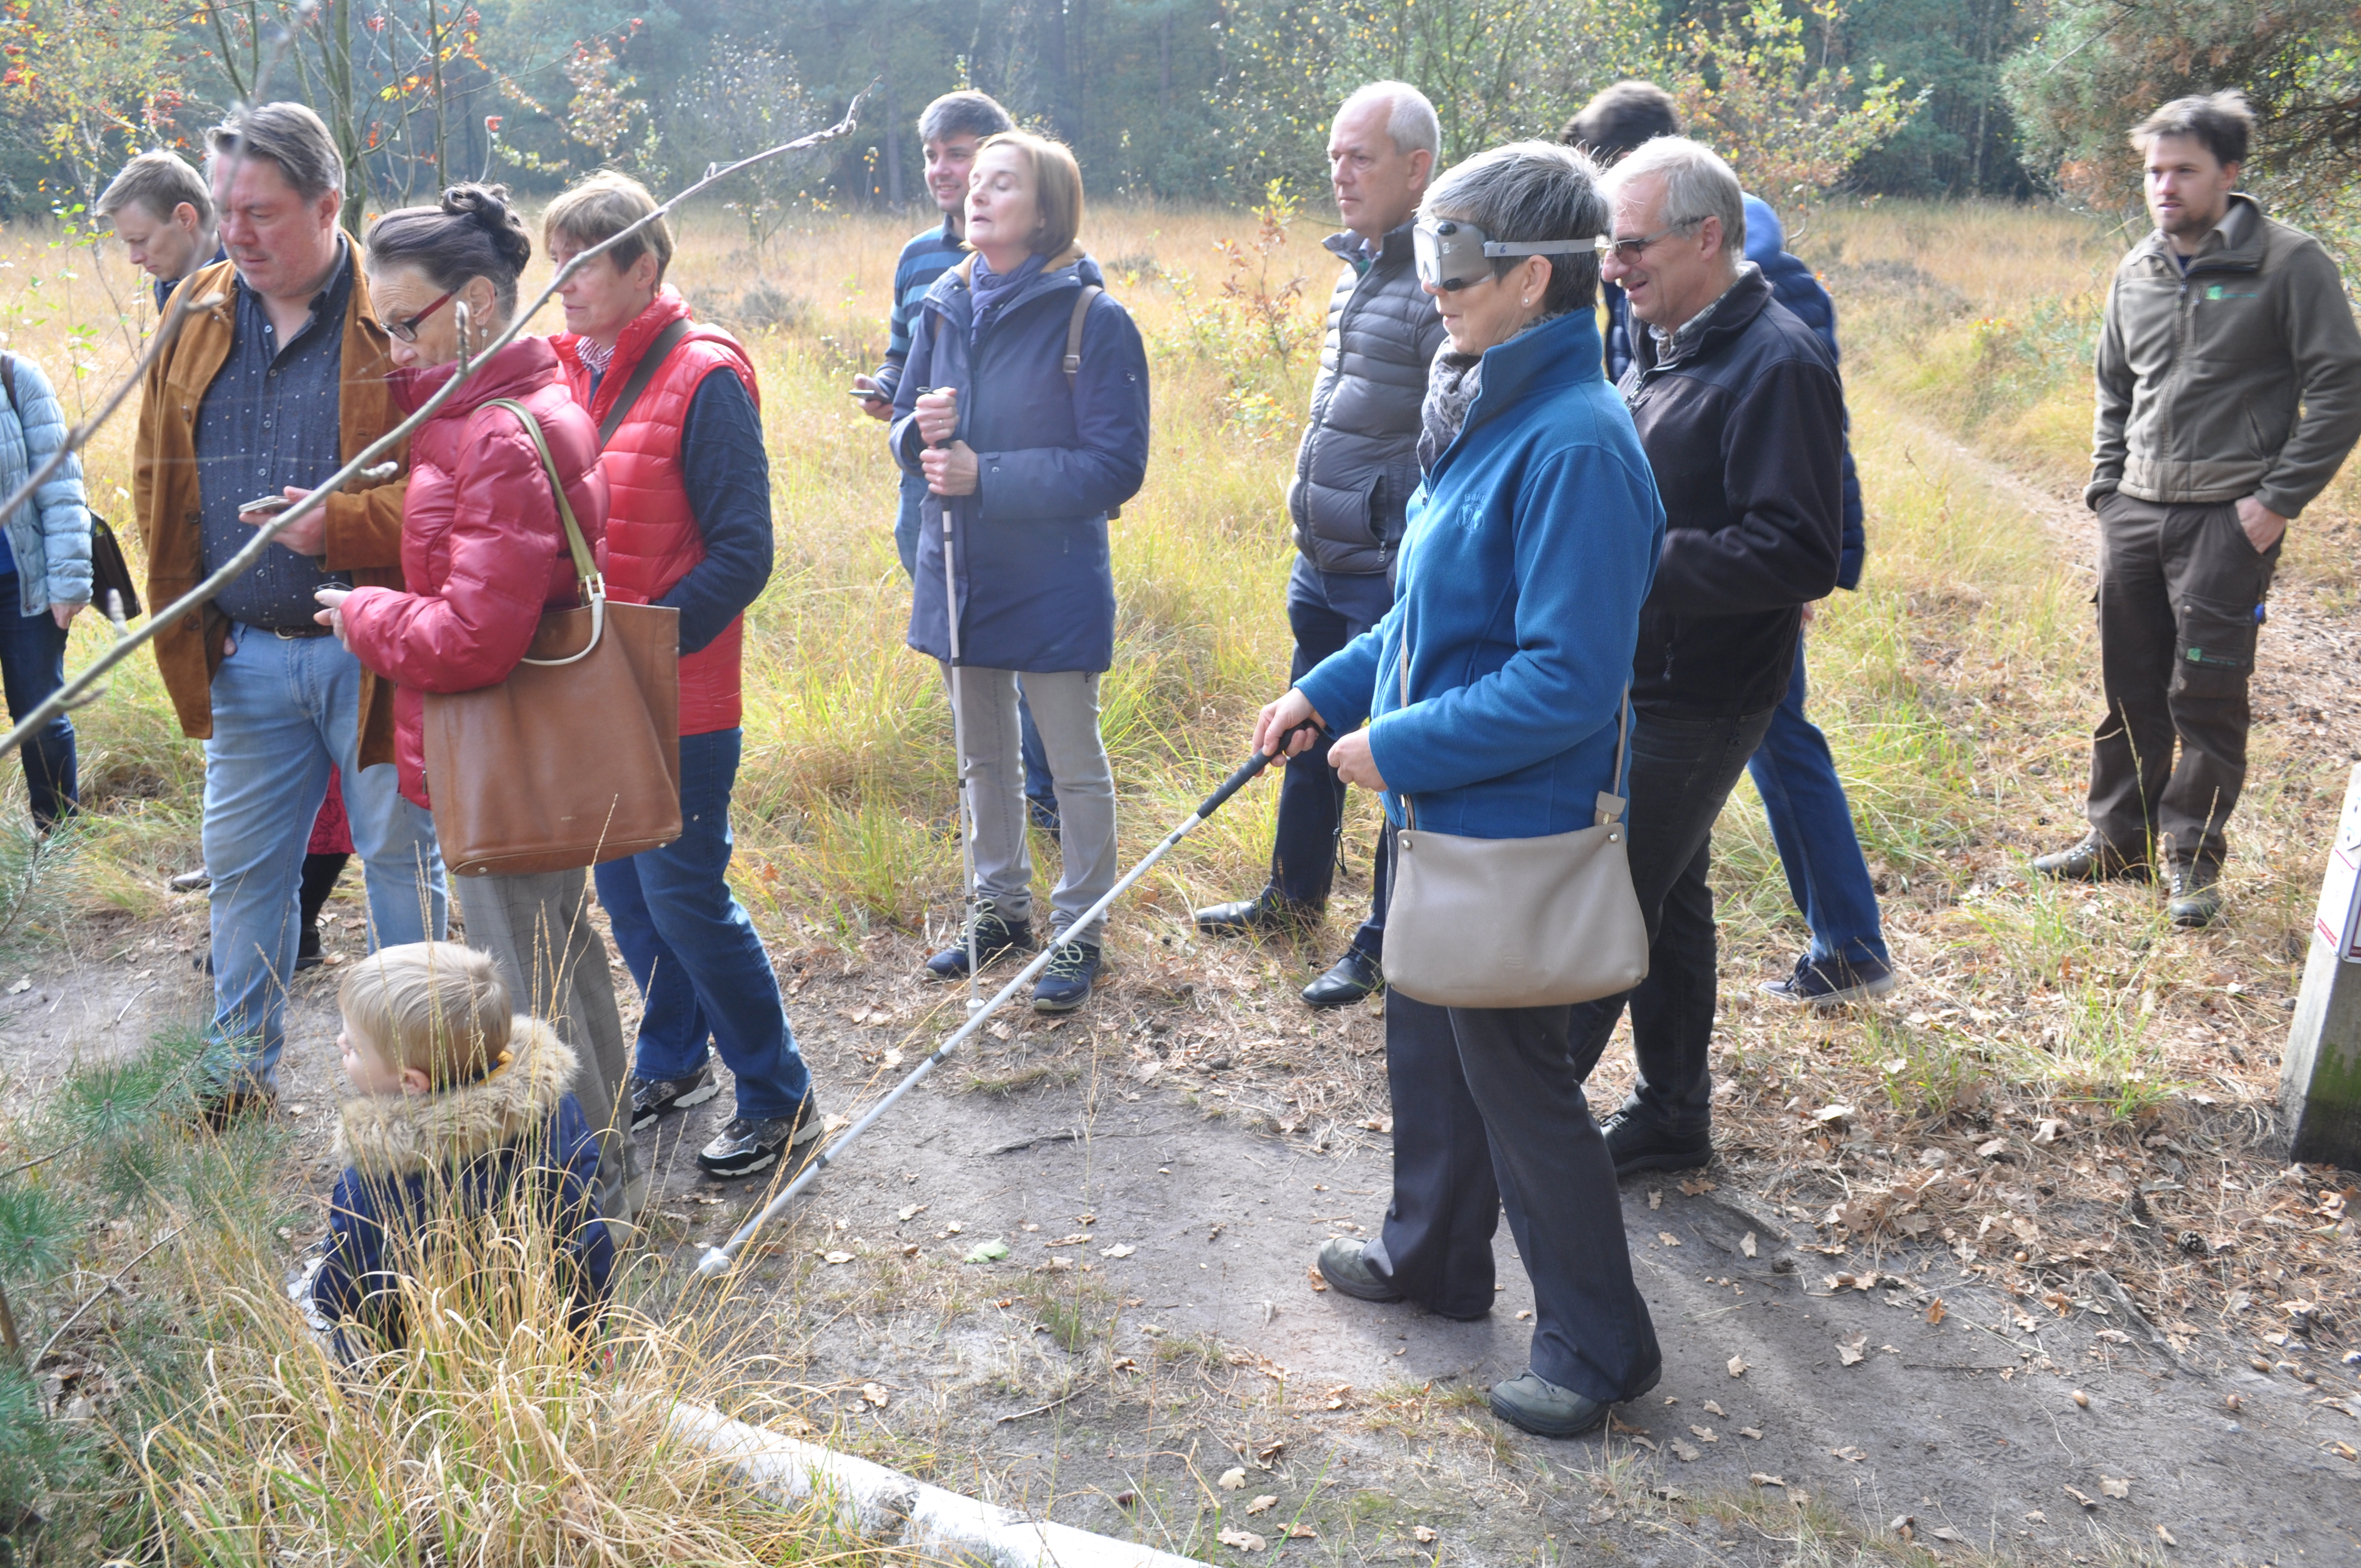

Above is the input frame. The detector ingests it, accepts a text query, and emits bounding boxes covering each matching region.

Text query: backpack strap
[596,318,692,450]
[1062,285,1101,388]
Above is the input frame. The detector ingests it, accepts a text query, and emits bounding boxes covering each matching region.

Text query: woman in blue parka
[1255,142,1667,1440]
[891,129,1150,1014]
[0,352,91,830]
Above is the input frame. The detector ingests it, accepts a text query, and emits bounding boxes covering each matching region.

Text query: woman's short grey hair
[206,101,344,203]
[919,90,1015,146]
[1604,135,1745,259]
[1421,140,1608,315]
[1335,80,1441,162]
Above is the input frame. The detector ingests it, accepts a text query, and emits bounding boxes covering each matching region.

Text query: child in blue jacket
[306,941,614,1353]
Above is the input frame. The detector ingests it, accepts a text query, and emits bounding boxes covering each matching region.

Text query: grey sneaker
[697,1098,824,1179]
[630,1058,720,1132]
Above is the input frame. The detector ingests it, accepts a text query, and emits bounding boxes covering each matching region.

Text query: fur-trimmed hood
[333,1017,578,1178]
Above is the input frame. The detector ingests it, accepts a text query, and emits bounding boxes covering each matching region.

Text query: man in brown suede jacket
[133,102,444,1119]
[2037,90,2361,928]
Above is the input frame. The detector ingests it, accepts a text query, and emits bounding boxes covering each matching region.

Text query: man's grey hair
[1421,140,1608,315]
[1605,135,1745,259]
[98,150,215,225]
[1335,80,1441,162]
[918,90,1015,146]
[205,101,344,202]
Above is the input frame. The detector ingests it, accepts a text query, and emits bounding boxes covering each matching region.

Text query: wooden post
[2281,763,2361,1169]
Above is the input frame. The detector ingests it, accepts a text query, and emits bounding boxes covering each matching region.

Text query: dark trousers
[0,578,74,827]
[1271,556,1394,955]
[2087,492,2278,872]
[1569,706,1776,1134]
[1364,988,1660,1401]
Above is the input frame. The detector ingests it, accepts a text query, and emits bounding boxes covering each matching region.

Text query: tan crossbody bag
[1381,638,1650,1009]
[421,399,682,877]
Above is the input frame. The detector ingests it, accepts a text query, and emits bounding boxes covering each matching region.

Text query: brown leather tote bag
[422,399,681,877]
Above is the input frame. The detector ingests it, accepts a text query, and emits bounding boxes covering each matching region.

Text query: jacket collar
[935,246,1096,319]
[387,335,562,417]
[1431,310,1607,475]
[1324,220,1416,270]
[332,1018,577,1178]
[605,286,696,378]
[2131,192,2268,275]
[1632,265,1772,374]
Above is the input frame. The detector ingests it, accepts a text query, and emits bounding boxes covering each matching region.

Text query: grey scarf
[1417,311,1565,473]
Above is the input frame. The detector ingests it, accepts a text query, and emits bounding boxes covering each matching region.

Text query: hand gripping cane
[695,723,1321,1279]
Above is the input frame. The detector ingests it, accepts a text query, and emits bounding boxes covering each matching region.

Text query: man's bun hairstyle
[366,181,533,321]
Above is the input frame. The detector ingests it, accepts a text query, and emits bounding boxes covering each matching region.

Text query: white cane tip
[694,1248,735,1279]
[966,999,988,1014]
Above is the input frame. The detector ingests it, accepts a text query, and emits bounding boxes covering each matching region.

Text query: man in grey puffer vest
[1195,80,1445,1010]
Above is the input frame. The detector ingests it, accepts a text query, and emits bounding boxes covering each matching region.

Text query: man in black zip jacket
[1193,81,1446,1010]
[1573,136,1845,1176]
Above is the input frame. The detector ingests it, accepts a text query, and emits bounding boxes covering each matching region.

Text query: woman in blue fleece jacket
[1256,143,1667,1440]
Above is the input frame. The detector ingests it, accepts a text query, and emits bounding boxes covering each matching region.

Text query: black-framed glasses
[1606,217,1704,264]
[380,287,459,343]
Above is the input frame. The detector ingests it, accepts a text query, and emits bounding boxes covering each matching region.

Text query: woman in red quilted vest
[316,185,640,1226]
[542,173,822,1182]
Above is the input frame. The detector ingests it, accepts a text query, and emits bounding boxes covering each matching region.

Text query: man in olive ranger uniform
[2037,90,2361,927]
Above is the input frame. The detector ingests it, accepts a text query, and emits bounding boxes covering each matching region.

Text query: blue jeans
[205,629,446,1087]
[899,481,1057,817]
[595,727,813,1120]
[1271,556,1393,955]
[1744,634,1889,970]
[0,576,74,826]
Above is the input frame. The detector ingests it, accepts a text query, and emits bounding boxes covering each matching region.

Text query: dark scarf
[1417,310,1565,473]
[970,251,1048,344]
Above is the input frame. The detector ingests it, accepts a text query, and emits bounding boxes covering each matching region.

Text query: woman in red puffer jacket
[318,184,639,1229]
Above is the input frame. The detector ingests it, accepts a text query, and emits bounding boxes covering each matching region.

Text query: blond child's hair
[338,941,512,1087]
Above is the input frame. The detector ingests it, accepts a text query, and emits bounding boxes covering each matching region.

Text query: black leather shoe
[1601,1109,1712,1177]
[1193,892,1315,939]
[1315,1237,1403,1304]
[1302,949,1383,1009]
[2168,862,2223,928]
[2032,834,2151,883]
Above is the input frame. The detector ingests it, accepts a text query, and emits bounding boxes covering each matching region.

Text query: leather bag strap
[1399,628,1632,831]
[1062,285,1101,386]
[482,398,606,668]
[596,318,691,450]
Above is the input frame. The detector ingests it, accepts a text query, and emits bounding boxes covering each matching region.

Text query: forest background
[0,0,2356,266]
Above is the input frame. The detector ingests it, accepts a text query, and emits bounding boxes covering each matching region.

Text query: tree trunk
[884,63,905,206]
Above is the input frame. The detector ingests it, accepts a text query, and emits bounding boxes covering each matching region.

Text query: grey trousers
[457,868,639,1216]
[948,667,1118,944]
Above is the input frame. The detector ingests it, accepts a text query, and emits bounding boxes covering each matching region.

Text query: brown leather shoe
[2031,834,2150,883]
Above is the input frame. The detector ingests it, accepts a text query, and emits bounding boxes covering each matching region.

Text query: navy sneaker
[1031,939,1101,1013]
[1760,951,1898,1009]
[927,901,1034,981]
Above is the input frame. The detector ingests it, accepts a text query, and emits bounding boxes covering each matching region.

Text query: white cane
[932,388,985,1015]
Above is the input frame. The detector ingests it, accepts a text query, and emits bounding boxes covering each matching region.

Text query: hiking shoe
[1302,948,1383,1009]
[1192,892,1316,939]
[1316,1237,1404,1304]
[630,1057,720,1132]
[1601,1109,1712,1178]
[296,923,325,972]
[2032,834,2150,883]
[169,868,212,892]
[1489,1364,1661,1439]
[697,1098,824,1180]
[1032,940,1102,1014]
[1761,951,1896,1009]
[1027,795,1062,835]
[926,901,1033,981]
[2168,862,2223,929]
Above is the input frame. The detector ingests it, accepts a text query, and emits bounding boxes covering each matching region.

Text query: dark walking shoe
[1316,1237,1404,1304]
[2032,834,2151,883]
[1027,795,1062,835]
[1031,940,1102,1014]
[1192,892,1316,939]
[926,901,1034,981]
[296,923,325,972]
[1601,1109,1712,1178]
[1489,1364,1661,1439]
[1760,951,1896,1009]
[168,868,211,893]
[1302,949,1383,1009]
[697,1097,824,1179]
[630,1057,720,1132]
[2168,862,2223,929]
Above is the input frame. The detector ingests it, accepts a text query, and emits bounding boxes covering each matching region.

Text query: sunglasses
[1604,217,1705,264]
[1413,220,1606,292]
[379,286,459,343]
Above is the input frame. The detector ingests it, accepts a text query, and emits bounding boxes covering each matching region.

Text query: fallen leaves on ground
[2063,1485,2098,1509]
[1830,1445,1867,1463]
[1412,1525,1438,1543]
[2099,1476,2131,1499]
[1284,1524,1317,1540]
[1728,1354,1748,1377]
[963,1237,1009,1263]
[1750,1473,1785,1488]
[1670,1438,1702,1461]
[1217,1528,1266,1553]
[859,1382,888,1407]
[1926,1297,1947,1325]
[1838,1332,1868,1366]
[1244,1495,1276,1515]
[1217,1467,1246,1490]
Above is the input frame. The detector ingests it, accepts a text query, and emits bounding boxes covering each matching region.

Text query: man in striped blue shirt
[856,89,1060,831]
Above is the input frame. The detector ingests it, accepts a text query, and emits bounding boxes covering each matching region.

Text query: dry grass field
[3,192,2359,1562]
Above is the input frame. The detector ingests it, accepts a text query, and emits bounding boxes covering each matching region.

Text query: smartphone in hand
[238,494,293,517]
